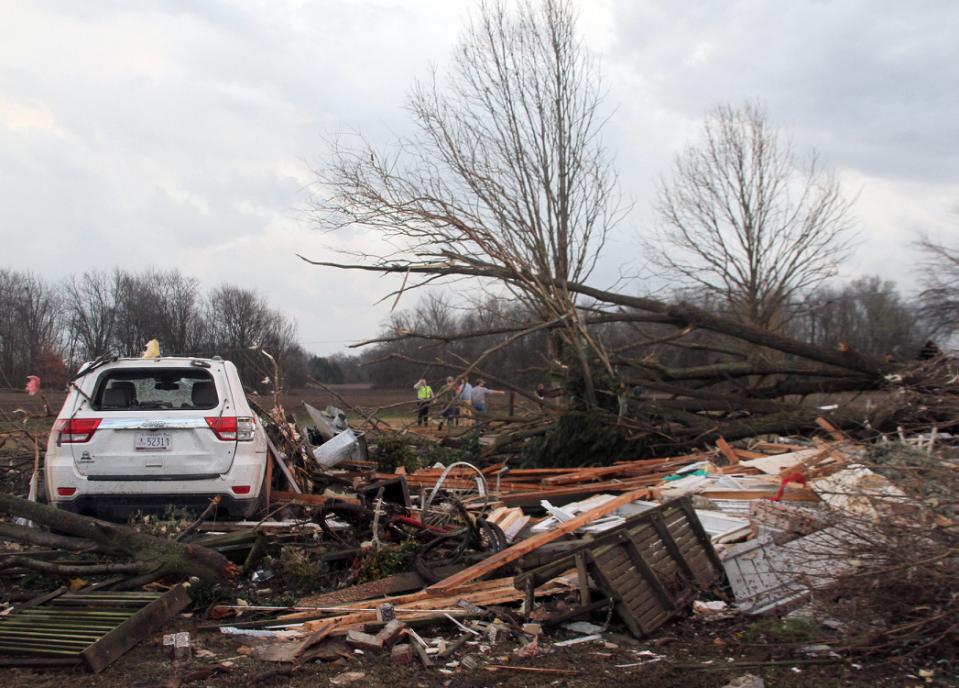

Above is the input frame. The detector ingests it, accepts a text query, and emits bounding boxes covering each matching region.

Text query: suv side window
[92,369,220,411]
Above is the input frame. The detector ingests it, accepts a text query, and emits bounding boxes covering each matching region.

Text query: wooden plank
[292,577,575,633]
[815,417,845,442]
[264,434,301,494]
[752,441,809,454]
[500,480,656,507]
[732,448,769,460]
[542,464,634,486]
[618,536,675,612]
[270,490,361,507]
[715,437,739,465]
[298,565,464,607]
[15,586,67,611]
[614,454,705,467]
[701,488,818,502]
[676,499,726,577]
[645,512,697,585]
[574,552,591,606]
[428,487,649,592]
[81,584,190,673]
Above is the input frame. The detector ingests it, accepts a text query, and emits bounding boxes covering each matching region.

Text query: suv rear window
[93,369,219,411]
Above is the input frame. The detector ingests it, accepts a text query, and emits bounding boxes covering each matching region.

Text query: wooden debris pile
[184,406,897,672]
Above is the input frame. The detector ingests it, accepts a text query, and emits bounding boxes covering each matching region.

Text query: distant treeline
[0,267,934,393]
[0,268,309,391]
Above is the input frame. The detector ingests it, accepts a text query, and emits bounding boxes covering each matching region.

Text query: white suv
[45,356,268,520]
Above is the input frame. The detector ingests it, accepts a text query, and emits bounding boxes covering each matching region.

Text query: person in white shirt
[469,379,504,424]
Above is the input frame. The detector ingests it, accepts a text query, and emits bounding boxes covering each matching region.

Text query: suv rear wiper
[73,353,117,382]
[69,353,117,406]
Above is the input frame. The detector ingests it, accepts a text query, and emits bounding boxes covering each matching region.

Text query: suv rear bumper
[53,492,261,521]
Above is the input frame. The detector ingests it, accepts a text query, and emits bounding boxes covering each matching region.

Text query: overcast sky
[1,1,956,355]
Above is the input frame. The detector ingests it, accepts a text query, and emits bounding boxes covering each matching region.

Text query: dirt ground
[4,614,948,688]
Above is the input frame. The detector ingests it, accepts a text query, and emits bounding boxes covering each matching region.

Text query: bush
[353,542,421,583]
[371,431,481,472]
[273,548,330,595]
[522,408,638,468]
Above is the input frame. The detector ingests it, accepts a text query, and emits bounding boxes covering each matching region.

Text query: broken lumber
[427,487,649,592]
[715,437,740,464]
[270,490,361,507]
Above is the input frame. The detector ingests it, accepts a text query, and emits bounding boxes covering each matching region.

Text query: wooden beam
[264,435,301,494]
[500,477,664,507]
[270,491,361,507]
[715,437,739,465]
[815,417,845,442]
[427,487,649,592]
[81,585,190,673]
[701,488,819,502]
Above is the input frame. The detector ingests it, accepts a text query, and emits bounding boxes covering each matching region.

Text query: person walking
[458,376,474,424]
[469,379,504,426]
[413,378,434,427]
[438,376,460,430]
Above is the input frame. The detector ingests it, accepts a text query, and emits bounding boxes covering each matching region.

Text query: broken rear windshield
[92,369,219,411]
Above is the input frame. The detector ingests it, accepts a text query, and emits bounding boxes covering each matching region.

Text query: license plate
[135,432,172,451]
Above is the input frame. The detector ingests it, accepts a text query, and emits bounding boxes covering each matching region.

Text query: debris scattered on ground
[1,397,956,683]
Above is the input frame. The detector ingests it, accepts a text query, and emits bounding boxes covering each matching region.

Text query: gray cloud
[0,0,955,355]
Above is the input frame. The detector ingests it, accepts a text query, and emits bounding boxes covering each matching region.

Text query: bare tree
[202,285,304,389]
[650,102,855,331]
[916,234,959,338]
[0,270,62,386]
[150,269,203,354]
[62,270,121,362]
[310,0,624,404]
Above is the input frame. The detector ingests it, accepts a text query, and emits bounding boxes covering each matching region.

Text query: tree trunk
[0,495,235,584]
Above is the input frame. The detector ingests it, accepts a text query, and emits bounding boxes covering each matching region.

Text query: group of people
[412,375,504,428]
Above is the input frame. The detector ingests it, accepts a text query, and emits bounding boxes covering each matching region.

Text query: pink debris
[25,375,41,396]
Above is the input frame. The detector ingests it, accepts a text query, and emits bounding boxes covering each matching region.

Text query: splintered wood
[275,430,855,637]
[283,576,575,633]
[428,487,650,592]
[398,434,850,505]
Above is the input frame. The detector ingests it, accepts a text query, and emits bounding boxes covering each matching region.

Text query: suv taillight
[205,416,255,441]
[55,418,102,443]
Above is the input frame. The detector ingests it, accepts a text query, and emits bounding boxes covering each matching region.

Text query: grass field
[0,383,518,431]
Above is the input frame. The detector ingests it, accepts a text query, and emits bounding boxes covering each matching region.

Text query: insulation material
[810,465,908,521]
[738,448,821,475]
[141,339,161,358]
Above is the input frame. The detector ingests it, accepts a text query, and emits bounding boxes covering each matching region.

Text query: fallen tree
[301,256,959,455]
[0,494,236,586]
